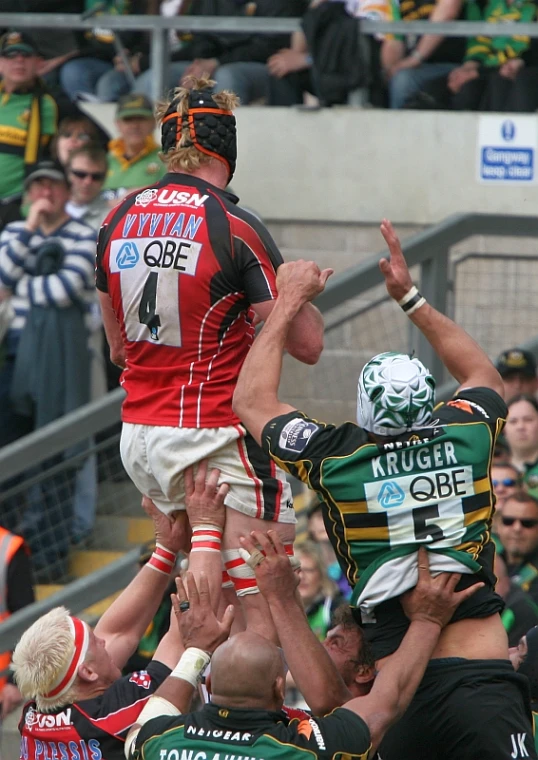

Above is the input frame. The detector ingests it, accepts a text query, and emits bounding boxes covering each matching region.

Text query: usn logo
[377,481,405,508]
[116,242,139,269]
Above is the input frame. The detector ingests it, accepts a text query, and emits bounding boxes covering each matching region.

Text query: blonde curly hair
[156,76,239,174]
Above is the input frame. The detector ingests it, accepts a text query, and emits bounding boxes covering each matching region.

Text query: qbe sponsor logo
[111,237,201,275]
[478,116,537,183]
[365,465,474,511]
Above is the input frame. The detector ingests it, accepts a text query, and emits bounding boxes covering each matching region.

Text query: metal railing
[2,212,538,646]
[1,13,538,101]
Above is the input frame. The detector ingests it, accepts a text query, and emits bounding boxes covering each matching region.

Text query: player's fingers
[220,604,235,636]
[380,219,401,253]
[141,495,158,517]
[194,459,209,491]
[320,269,334,287]
[185,571,200,607]
[174,574,188,605]
[183,466,194,498]
[251,530,276,556]
[205,466,221,493]
[416,546,430,580]
[379,257,391,275]
[216,482,229,507]
[267,529,288,557]
[238,534,256,555]
[454,581,485,605]
[170,592,180,618]
[444,572,462,593]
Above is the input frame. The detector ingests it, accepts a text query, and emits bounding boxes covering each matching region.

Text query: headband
[44,617,89,700]
[161,88,237,182]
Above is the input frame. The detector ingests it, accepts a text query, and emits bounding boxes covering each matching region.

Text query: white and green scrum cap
[356,351,436,436]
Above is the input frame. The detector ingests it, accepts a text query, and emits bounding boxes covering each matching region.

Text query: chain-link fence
[0,425,140,585]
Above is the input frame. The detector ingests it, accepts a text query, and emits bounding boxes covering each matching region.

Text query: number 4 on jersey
[139,272,161,341]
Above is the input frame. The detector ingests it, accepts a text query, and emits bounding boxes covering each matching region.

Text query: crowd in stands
[2,0,538,742]
[0,0,537,112]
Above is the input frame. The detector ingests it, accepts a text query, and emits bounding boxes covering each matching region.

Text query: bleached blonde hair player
[12,500,187,758]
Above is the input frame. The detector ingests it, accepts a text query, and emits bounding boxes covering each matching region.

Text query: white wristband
[398,285,426,316]
[398,285,419,306]
[171,647,211,688]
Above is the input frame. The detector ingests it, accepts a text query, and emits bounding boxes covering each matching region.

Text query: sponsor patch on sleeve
[129,671,152,689]
[278,418,320,453]
[447,398,490,419]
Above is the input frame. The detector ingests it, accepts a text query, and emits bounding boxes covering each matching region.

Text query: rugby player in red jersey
[96,78,325,640]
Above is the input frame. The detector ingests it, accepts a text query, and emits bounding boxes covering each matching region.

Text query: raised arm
[239,530,352,716]
[233,260,333,444]
[125,572,234,759]
[254,298,325,366]
[94,499,189,669]
[379,220,504,395]
[183,460,228,613]
[340,548,483,751]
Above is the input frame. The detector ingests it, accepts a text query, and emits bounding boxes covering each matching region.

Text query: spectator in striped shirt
[0,159,96,580]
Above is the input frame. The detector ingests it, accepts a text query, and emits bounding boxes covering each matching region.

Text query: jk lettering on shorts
[278,418,319,453]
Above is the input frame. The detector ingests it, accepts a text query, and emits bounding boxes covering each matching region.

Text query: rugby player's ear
[205,673,212,696]
[354,664,376,686]
[78,662,99,683]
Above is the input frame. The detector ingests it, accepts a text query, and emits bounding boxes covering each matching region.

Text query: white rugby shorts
[120,422,295,523]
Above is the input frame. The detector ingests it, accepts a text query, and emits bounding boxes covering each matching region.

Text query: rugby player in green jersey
[232,220,537,760]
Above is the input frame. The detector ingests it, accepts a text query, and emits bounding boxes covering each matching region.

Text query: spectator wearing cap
[102,94,165,205]
[0,159,96,580]
[0,31,58,230]
[496,348,538,401]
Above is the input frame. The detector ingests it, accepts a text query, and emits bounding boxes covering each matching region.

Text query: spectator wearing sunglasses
[491,461,521,535]
[497,491,538,606]
[66,145,109,231]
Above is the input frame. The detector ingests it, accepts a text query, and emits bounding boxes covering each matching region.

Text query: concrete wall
[85,104,538,225]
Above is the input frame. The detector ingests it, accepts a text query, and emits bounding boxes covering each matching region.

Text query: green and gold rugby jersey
[103,136,166,201]
[0,87,57,199]
[263,388,506,618]
[131,703,373,760]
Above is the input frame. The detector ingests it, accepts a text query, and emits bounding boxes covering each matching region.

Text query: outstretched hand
[184,460,228,531]
[172,571,234,654]
[239,530,299,602]
[401,547,484,629]
[141,496,191,555]
[276,260,333,307]
[379,219,414,302]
